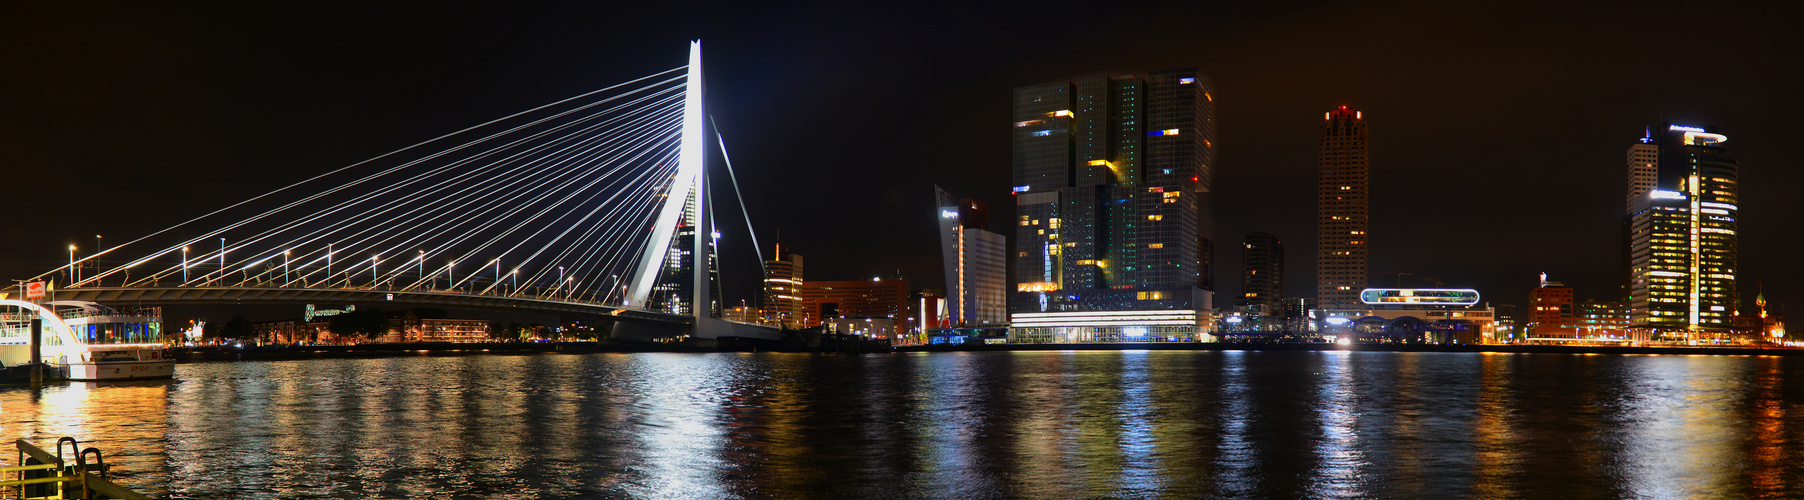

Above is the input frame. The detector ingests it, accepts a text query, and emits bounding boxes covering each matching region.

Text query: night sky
[5,2,1801,319]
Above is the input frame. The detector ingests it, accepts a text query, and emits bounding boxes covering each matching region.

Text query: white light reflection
[623,353,735,500]
[1213,351,1256,496]
[1308,351,1366,497]
[1111,350,1164,496]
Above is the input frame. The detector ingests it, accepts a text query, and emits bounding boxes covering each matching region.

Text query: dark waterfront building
[1239,232,1284,316]
[1623,125,1739,336]
[1317,106,1369,311]
[649,193,720,316]
[1009,69,1215,342]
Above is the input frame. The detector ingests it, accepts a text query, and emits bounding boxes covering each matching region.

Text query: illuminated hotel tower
[1317,106,1368,310]
[1625,124,1738,335]
[761,241,804,328]
[1008,69,1215,342]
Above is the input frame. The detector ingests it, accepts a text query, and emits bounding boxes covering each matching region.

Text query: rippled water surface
[3,351,1803,498]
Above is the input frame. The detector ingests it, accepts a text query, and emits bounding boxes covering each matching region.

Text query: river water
[1,350,1801,498]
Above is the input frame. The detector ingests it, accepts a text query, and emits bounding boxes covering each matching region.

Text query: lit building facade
[1240,232,1284,316]
[1529,276,1575,339]
[936,187,1008,327]
[1624,124,1739,335]
[804,278,910,338]
[761,241,804,328]
[1317,106,1369,311]
[1008,69,1216,343]
[649,191,721,317]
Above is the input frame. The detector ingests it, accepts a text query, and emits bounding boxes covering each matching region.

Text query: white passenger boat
[42,301,174,381]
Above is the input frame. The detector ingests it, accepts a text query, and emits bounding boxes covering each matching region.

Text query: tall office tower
[1317,106,1369,311]
[1009,69,1215,343]
[762,240,804,328]
[936,187,1008,327]
[1624,124,1738,335]
[649,191,720,316]
[1240,232,1285,316]
[804,277,911,337]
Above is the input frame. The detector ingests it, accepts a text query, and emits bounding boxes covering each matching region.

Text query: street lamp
[219,238,226,285]
[326,243,333,285]
[68,245,76,284]
[372,255,379,286]
[417,251,425,288]
[182,246,189,283]
[284,250,291,287]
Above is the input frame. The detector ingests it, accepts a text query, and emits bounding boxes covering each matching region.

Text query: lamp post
[284,250,291,287]
[565,277,574,300]
[492,259,500,294]
[371,256,379,286]
[447,260,455,291]
[326,243,333,286]
[510,270,518,295]
[94,234,101,284]
[68,245,75,284]
[558,266,564,297]
[182,246,189,283]
[219,238,225,285]
[418,251,425,288]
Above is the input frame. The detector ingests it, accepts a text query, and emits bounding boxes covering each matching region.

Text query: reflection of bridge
[25,41,781,341]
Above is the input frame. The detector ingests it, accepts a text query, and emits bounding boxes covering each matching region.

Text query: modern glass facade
[1625,124,1739,334]
[1009,69,1215,342]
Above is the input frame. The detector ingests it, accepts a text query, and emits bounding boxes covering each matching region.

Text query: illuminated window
[1147,243,1164,249]
[1032,130,1050,137]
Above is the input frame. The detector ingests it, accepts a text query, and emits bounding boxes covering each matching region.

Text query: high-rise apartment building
[1317,106,1369,310]
[761,241,804,328]
[1624,124,1739,335]
[1008,69,1215,342]
[1240,232,1284,316]
[936,187,1008,327]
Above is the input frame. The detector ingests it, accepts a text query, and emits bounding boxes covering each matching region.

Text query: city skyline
[5,2,1801,318]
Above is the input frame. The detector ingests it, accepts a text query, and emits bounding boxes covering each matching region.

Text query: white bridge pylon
[626,40,710,315]
[620,41,777,341]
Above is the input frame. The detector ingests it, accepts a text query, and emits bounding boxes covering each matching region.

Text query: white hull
[66,360,175,381]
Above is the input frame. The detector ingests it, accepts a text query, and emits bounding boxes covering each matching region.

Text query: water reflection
[1,351,1802,498]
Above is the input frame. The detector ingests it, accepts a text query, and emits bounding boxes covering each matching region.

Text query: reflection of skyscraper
[1240,232,1284,316]
[1008,68,1215,342]
[1624,124,1739,335]
[762,241,803,328]
[936,187,1008,327]
[1317,106,1368,311]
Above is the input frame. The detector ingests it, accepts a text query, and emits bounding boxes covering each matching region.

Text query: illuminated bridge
[23,41,781,341]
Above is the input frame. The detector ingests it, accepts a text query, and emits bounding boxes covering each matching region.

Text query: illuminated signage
[1358,288,1481,306]
[940,210,958,219]
[1669,125,1706,133]
[24,281,44,300]
[1012,185,1030,193]
[1649,190,1686,200]
[1178,77,1195,84]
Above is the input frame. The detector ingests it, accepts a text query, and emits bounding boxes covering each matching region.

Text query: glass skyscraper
[1624,124,1739,336]
[1008,69,1215,343]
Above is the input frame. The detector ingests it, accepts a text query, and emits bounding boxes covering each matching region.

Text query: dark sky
[5,1,1801,319]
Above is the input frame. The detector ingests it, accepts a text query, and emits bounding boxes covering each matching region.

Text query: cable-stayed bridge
[25,41,782,341]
